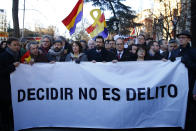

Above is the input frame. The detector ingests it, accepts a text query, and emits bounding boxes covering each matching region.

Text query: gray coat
[65,53,88,62]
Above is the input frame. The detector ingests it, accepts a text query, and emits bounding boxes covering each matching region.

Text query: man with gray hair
[114,37,132,61]
[21,41,48,64]
[87,39,95,50]
[39,35,53,56]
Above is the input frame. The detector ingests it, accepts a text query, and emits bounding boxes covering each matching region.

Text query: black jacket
[170,44,191,59]
[0,50,16,103]
[171,44,196,101]
[114,50,133,61]
[87,48,115,62]
[146,51,163,60]
[181,48,196,99]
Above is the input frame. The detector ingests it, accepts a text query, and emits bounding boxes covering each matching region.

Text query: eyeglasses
[138,50,145,53]
[42,41,50,43]
[96,41,103,43]
[138,38,144,40]
[178,37,188,39]
[116,43,124,46]
[169,45,177,48]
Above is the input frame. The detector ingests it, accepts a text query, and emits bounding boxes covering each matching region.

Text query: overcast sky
[0,0,153,37]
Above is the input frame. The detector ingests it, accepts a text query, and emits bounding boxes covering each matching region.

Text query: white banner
[11,59,189,131]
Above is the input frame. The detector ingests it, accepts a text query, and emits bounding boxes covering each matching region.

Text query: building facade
[0,9,8,40]
[134,9,154,39]
[134,0,191,40]
[153,0,191,40]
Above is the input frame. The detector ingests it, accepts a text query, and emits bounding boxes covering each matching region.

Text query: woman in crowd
[65,41,88,63]
[135,46,147,61]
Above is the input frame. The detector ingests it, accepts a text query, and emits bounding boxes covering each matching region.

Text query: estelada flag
[21,50,31,63]
[62,0,83,35]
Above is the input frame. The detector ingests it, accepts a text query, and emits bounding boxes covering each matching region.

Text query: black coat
[114,50,133,61]
[160,51,169,59]
[171,45,196,130]
[87,48,115,62]
[0,50,16,103]
[0,48,5,53]
[146,51,163,60]
[180,47,196,99]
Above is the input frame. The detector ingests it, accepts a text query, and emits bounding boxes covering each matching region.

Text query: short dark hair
[146,37,153,41]
[95,36,104,43]
[158,39,165,45]
[138,34,145,39]
[80,40,87,44]
[128,44,137,50]
[53,40,63,45]
[136,45,147,55]
[0,40,6,45]
[57,36,66,42]
[6,37,19,45]
[147,40,156,50]
[169,39,177,44]
[109,39,115,42]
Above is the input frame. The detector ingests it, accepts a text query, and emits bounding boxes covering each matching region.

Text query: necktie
[118,52,121,60]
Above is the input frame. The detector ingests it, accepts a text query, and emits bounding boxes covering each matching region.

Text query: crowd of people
[0,30,195,131]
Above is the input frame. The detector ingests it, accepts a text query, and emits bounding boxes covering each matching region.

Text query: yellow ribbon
[89,9,105,38]
[90,9,102,27]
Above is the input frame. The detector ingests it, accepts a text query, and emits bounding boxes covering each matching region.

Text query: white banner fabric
[11,59,189,131]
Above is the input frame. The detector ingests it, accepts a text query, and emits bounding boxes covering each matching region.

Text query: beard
[96,45,103,50]
[54,47,61,52]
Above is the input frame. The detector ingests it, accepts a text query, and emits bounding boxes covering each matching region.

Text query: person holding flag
[21,41,48,64]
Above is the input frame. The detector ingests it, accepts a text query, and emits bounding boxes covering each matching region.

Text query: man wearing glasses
[170,30,191,59]
[170,31,196,131]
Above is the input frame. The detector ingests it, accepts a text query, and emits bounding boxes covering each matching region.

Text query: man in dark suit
[87,36,115,62]
[0,37,20,131]
[114,37,132,61]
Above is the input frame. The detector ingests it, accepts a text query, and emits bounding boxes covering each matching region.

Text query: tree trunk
[12,0,20,38]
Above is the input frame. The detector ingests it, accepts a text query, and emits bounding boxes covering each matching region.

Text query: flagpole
[22,0,25,38]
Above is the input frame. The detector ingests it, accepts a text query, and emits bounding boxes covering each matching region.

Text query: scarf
[70,53,84,61]
[6,47,20,61]
[48,47,64,56]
